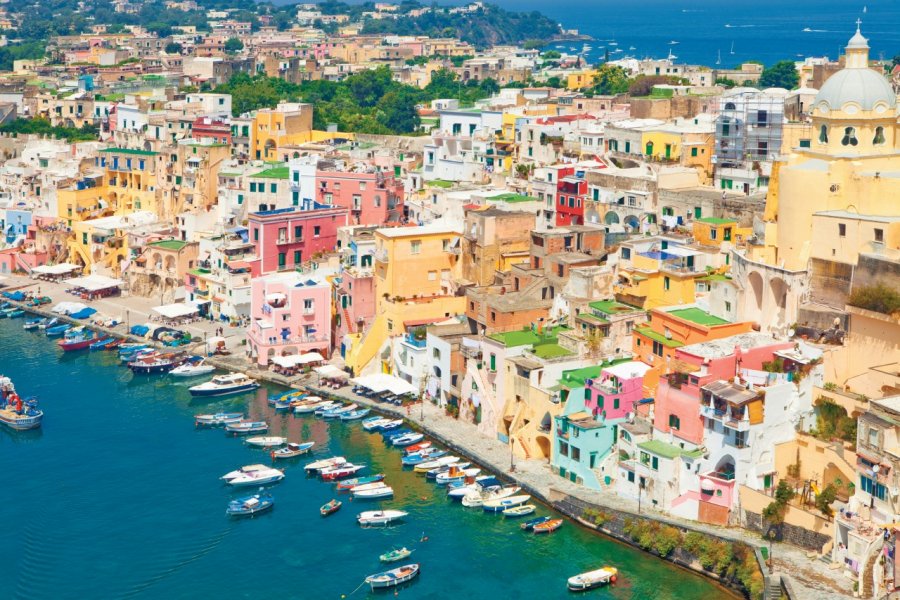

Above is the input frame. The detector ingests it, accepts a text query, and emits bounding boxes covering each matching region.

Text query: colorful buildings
[247,205,348,274]
[316,168,404,226]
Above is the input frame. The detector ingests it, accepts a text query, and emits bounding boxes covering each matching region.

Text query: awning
[227,260,252,270]
[255,319,273,330]
[65,274,124,292]
[152,303,199,319]
[52,301,89,315]
[32,263,81,276]
[351,373,417,396]
[295,352,324,365]
[315,364,348,380]
[567,411,591,421]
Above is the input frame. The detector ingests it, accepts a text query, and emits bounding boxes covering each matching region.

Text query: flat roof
[588,299,643,315]
[252,166,290,179]
[638,439,703,460]
[376,224,462,238]
[666,307,730,327]
[99,148,158,156]
[489,325,568,348]
[147,240,189,251]
[696,217,736,225]
[679,332,779,359]
[634,326,684,349]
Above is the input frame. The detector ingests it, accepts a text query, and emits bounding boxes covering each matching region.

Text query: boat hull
[0,410,43,431]
[189,383,259,397]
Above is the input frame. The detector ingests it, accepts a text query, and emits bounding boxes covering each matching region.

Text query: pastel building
[247,205,349,274]
[246,271,332,366]
[585,361,652,420]
[316,168,404,226]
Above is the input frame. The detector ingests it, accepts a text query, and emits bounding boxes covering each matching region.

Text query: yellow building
[566,70,598,91]
[344,224,466,374]
[691,217,752,248]
[251,102,353,161]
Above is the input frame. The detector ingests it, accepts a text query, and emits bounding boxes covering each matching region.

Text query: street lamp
[509,438,516,472]
[638,477,645,514]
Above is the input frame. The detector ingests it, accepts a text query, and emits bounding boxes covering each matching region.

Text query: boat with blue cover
[339,408,370,421]
[378,419,404,433]
[23,318,45,331]
[521,516,551,531]
[189,373,259,397]
[89,336,113,350]
[401,449,447,466]
[226,493,274,517]
[362,416,389,431]
[391,432,424,447]
[5,309,24,318]
[335,474,385,491]
[45,323,71,337]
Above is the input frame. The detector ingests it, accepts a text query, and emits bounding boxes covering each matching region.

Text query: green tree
[815,484,837,518]
[541,50,561,59]
[224,37,244,55]
[377,90,421,134]
[165,42,183,54]
[716,77,737,88]
[591,65,631,95]
[759,60,799,89]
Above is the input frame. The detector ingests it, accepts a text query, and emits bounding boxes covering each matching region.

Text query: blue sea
[0,318,731,599]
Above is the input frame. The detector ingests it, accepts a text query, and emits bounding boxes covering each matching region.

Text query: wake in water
[725,24,756,28]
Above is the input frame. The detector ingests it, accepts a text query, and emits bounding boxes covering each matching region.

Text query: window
[725,300,732,313]
[860,475,887,501]
[664,276,671,291]
[558,441,569,457]
[253,228,259,242]
[270,183,277,194]
[250,182,257,193]
[571,447,581,461]
[651,456,659,471]
[799,139,811,148]
[428,270,437,281]
[313,226,320,237]
[292,191,299,206]
[841,126,858,147]
[621,248,631,260]
[874,126,886,145]
[237,194,244,205]
[442,239,450,252]
[613,398,620,410]
[294,225,303,239]
[669,414,680,430]
[640,451,650,466]
[875,228,884,243]
[818,125,828,144]
[294,250,301,264]
[410,240,421,254]
[710,228,717,240]
[277,252,286,268]
[838,223,846,237]
[652,340,664,357]
[868,426,880,448]
[691,147,698,157]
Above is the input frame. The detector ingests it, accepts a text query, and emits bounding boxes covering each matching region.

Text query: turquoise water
[0,319,732,599]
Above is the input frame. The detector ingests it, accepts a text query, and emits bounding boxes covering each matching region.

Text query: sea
[0,318,734,599]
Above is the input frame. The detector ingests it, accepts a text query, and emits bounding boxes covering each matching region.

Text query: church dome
[814,68,897,112]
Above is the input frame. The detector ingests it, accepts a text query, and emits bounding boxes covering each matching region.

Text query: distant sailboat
[716,50,721,65]
[863,5,867,13]
[667,48,678,61]
[730,41,735,55]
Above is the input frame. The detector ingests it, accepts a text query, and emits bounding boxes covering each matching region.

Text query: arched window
[724,102,736,110]
[841,127,858,146]
[819,124,828,144]
[873,126,886,145]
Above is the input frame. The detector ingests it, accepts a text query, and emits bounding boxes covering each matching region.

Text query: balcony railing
[403,334,427,348]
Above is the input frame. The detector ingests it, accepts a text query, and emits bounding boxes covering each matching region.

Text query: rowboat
[304,456,346,473]
[357,510,408,526]
[245,436,286,448]
[353,485,394,499]
[320,499,341,517]
[225,467,284,487]
[378,419,404,432]
[336,474,385,491]
[435,467,480,485]
[404,441,432,454]
[195,412,244,427]
[426,462,470,480]
[482,494,531,513]
[313,402,341,416]
[320,464,366,481]
[322,403,358,419]
[391,432,425,447]
[401,449,446,466]
[270,441,314,459]
[380,547,413,563]
[268,390,305,406]
[364,564,419,590]
[340,408,371,421]
[361,416,388,430]
[89,336,113,350]
[225,420,268,435]
[533,518,563,534]
[226,493,274,517]
[502,504,536,518]
[38,317,59,330]
[45,323,71,337]
[567,567,618,591]
[221,464,271,482]
[521,516,551,531]
[23,318,45,330]
[413,456,459,473]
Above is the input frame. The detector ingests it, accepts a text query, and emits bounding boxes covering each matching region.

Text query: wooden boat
[521,516,551,531]
[244,436,286,448]
[380,547,413,563]
[353,485,394,499]
[88,336,113,350]
[502,504,536,518]
[413,456,459,473]
[304,456,346,473]
[45,323,70,337]
[322,403,358,419]
[268,390,305,406]
[0,395,42,431]
[320,464,365,481]
[435,467,480,486]
[38,317,59,330]
[404,441,432,454]
[533,518,563,534]
[336,474,385,491]
[483,494,531,513]
[357,510,408,526]
[365,564,419,590]
[102,338,123,350]
[313,401,341,416]
[226,493,274,517]
[320,499,341,517]
[426,462,470,480]
[567,567,617,591]
[361,416,388,431]
[225,420,268,435]
[293,399,330,414]
[339,408,371,421]
[195,412,244,427]
[270,441,314,459]
[23,318,45,331]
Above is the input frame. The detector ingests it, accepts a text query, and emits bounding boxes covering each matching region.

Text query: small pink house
[585,361,651,421]
[246,271,331,366]
[316,169,403,226]
[248,205,348,275]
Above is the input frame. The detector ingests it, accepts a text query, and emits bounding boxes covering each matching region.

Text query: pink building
[585,361,651,421]
[248,205,348,274]
[246,271,332,366]
[332,266,376,350]
[316,170,403,226]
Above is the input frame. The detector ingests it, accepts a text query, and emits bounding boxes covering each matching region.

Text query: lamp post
[509,438,516,472]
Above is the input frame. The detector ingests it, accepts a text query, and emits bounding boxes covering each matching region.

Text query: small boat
[361,416,388,430]
[304,456,346,473]
[340,408,371,421]
[245,436,286,448]
[365,564,420,590]
[226,467,284,487]
[378,419,404,432]
[383,429,413,442]
[320,499,341,516]
[273,398,292,410]
[401,449,446,466]
[320,463,365,481]
[357,510,408,526]
[189,373,259,397]
[322,403,358,419]
[336,474,385,491]
[426,462,470,481]
[0,394,42,431]
[483,494,531,513]
[567,567,618,591]
[350,481,387,493]
[404,441,432,454]
[226,493,274,517]
[294,400,331,414]
[46,323,72,337]
[89,336,113,350]
[170,358,216,377]
[270,441,314,459]
[221,464,271,482]
[502,504,536,518]
[23,318,45,331]
[533,518,563,534]
[38,317,59,330]
[521,516,551,531]
[414,456,460,473]
[380,547,413,563]
[58,331,97,351]
[195,412,244,427]
[354,485,394,499]
[102,338,122,350]
[129,353,183,374]
[225,421,268,435]
[289,394,316,407]
[268,390,305,406]
[392,432,425,447]
[313,401,341,416]
[6,310,24,318]
[435,467,480,485]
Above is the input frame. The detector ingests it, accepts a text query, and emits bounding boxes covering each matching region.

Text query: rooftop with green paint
[489,325,569,348]
[100,148,158,156]
[666,307,730,327]
[558,357,633,388]
[147,240,190,251]
[531,343,572,360]
[252,165,290,179]
[638,439,704,460]
[634,326,684,348]
[588,299,644,316]
[696,217,736,225]
[488,193,538,203]
[697,273,732,282]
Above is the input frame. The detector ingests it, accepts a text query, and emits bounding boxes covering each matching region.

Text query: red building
[555,167,587,226]
[248,205,348,274]
[316,169,403,226]
[192,117,232,145]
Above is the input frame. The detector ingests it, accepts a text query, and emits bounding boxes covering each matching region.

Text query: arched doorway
[624,215,640,231]
[535,435,551,459]
[604,211,620,225]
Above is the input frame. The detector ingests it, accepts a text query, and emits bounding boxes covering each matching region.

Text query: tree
[224,37,244,55]
[377,90,420,133]
[715,77,737,88]
[165,42,183,55]
[759,60,799,89]
[541,50,561,59]
[591,65,630,95]
[815,484,837,518]
[628,75,683,97]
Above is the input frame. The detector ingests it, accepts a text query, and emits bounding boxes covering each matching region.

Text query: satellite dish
[874,465,881,474]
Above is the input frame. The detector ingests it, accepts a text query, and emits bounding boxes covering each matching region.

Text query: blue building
[0,209,32,245]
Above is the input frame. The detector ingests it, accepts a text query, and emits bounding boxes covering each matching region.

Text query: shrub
[848,283,900,315]
[582,508,612,527]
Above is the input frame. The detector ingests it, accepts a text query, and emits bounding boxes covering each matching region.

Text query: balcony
[276,236,292,245]
[302,306,315,315]
[403,334,427,349]
[374,249,389,263]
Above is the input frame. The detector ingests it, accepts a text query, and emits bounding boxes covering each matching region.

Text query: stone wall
[353,133,430,154]
[853,252,900,291]
[809,258,854,309]
[743,511,832,551]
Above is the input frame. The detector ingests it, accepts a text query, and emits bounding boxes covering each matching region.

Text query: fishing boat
[401,449,446,466]
[502,504,536,518]
[88,336,113,350]
[23,318,45,331]
[6,309,24,318]
[435,467,480,486]
[45,323,72,337]
[357,510,408,526]
[58,330,97,351]
[380,547,413,563]
[521,516,551,531]
[101,338,123,350]
[272,398,292,410]
[339,408,371,421]
[426,462,469,481]
[129,353,183,374]
[404,441,432,454]
[336,474,385,491]
[320,499,341,516]
[320,463,365,481]
[224,420,268,435]
[170,358,216,377]
[0,379,42,431]
[414,456,460,473]
[313,401,341,416]
[462,485,521,508]
[304,456,346,473]
[270,441,314,459]
[353,485,394,499]
[226,493,274,517]
[391,432,425,447]
[567,567,618,591]
[268,390,305,406]
[226,466,285,487]
[221,464,271,482]
[361,416,387,430]
[194,412,244,427]
[483,494,531,513]
[350,481,387,493]
[38,317,59,330]
[322,403,358,419]
[378,419,404,432]
[365,564,420,590]
[189,373,259,397]
[382,429,412,442]
[245,436,286,448]
[533,518,563,534]
[293,400,331,414]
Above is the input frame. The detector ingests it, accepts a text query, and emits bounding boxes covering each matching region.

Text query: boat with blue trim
[0,376,42,431]
[226,493,274,517]
[189,373,259,397]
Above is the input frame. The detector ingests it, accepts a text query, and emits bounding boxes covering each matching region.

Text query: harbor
[0,315,735,599]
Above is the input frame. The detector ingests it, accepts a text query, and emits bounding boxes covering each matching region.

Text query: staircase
[342,307,353,333]
[14,253,33,275]
[766,574,782,600]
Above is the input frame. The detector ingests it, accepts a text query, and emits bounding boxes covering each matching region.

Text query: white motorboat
[357,510,408,526]
[354,485,394,499]
[567,567,618,591]
[221,464,271,482]
[391,432,424,447]
[226,467,285,487]
[189,372,259,397]
[413,456,459,472]
[195,412,244,426]
[294,400,331,414]
[435,467,481,485]
[244,436,286,448]
[462,485,521,508]
[304,456,346,473]
[350,481,388,493]
[483,494,531,512]
[362,417,390,431]
[322,403,358,419]
[170,359,216,377]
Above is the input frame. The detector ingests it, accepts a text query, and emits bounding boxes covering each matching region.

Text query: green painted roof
[489,325,568,348]
[667,307,730,327]
[532,343,572,359]
[559,357,633,388]
[252,166,289,179]
[588,299,643,315]
[634,326,684,348]
[427,179,453,189]
[489,193,538,203]
[696,217,735,225]
[148,240,189,251]
[697,273,732,282]
[638,439,703,460]
[577,313,609,325]
[100,148,158,156]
